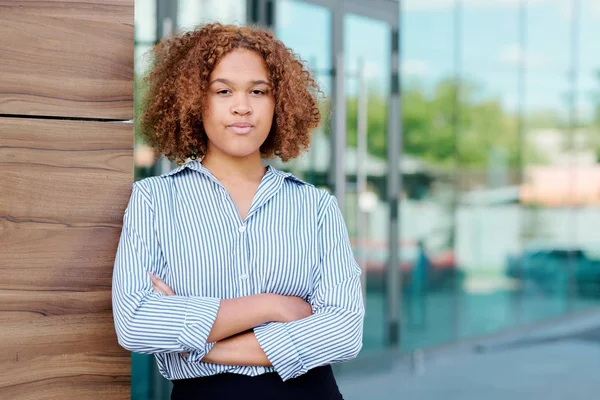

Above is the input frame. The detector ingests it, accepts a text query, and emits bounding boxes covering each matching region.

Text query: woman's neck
[201,150,267,184]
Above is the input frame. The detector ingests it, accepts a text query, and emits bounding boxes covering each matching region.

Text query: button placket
[237,222,251,294]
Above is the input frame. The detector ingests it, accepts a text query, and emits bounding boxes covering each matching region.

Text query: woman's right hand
[272,295,313,323]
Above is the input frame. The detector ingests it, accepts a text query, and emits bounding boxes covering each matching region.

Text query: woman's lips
[228,124,253,135]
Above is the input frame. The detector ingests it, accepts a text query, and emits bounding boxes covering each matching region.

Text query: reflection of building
[528,128,598,167]
[521,166,600,206]
[519,128,600,205]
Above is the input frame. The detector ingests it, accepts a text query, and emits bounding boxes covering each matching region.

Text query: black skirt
[171,365,344,400]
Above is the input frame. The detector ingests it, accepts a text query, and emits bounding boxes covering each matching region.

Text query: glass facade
[399,0,600,351]
[132,0,600,398]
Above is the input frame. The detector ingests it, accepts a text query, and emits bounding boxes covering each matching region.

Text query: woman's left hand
[148,272,175,296]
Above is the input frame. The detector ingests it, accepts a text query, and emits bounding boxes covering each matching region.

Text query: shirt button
[257,366,265,374]
[238,225,246,233]
[240,273,249,280]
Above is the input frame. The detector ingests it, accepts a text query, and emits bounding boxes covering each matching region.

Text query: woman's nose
[231,95,252,115]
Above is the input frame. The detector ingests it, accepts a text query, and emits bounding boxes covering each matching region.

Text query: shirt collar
[159,160,202,178]
[160,160,308,186]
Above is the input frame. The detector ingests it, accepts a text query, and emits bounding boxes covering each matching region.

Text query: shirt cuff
[177,297,221,355]
[185,342,216,363]
[254,322,306,381]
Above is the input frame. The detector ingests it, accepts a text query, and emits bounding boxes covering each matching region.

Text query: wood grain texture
[0,313,130,399]
[0,117,133,224]
[0,0,134,119]
[0,377,130,400]
[1,219,120,291]
[1,117,133,399]
[0,289,112,321]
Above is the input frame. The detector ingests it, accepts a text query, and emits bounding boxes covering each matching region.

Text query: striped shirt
[112,160,364,382]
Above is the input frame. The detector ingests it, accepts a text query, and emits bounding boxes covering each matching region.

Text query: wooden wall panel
[1,119,132,224]
[0,117,133,399]
[0,0,134,119]
[1,314,129,385]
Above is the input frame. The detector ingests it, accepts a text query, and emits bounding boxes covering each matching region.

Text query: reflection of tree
[345,78,542,170]
[345,90,387,159]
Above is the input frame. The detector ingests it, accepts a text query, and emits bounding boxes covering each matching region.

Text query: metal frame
[386,24,401,347]
[331,4,346,209]
[566,0,582,311]
[156,0,177,40]
[247,0,277,28]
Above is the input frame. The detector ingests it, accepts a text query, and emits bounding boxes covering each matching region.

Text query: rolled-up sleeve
[112,181,221,357]
[254,195,365,381]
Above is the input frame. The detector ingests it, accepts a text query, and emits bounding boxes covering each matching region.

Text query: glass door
[343,14,392,351]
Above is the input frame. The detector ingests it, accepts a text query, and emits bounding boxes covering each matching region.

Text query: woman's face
[202,48,275,160]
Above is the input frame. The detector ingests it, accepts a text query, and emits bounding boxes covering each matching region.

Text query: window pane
[519,0,572,324]
[135,0,156,42]
[343,14,391,351]
[178,0,246,31]
[401,0,458,350]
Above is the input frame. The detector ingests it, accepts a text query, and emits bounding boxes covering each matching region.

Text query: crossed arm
[148,272,311,366]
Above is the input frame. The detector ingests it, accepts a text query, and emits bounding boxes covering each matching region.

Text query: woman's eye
[251,90,265,95]
[217,89,231,95]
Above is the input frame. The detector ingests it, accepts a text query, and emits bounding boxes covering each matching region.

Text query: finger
[152,284,169,296]
[148,272,164,285]
[152,277,176,296]
[148,272,175,296]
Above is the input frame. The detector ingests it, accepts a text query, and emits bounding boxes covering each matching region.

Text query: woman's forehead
[210,49,269,80]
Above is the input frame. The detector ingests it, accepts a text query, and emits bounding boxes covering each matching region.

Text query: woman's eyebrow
[210,78,272,86]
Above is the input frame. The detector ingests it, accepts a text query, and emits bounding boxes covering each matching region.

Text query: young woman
[112,23,364,400]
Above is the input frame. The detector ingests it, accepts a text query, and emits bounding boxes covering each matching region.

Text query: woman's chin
[221,147,262,159]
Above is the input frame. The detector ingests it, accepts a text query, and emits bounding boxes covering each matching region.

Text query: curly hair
[139,23,322,164]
